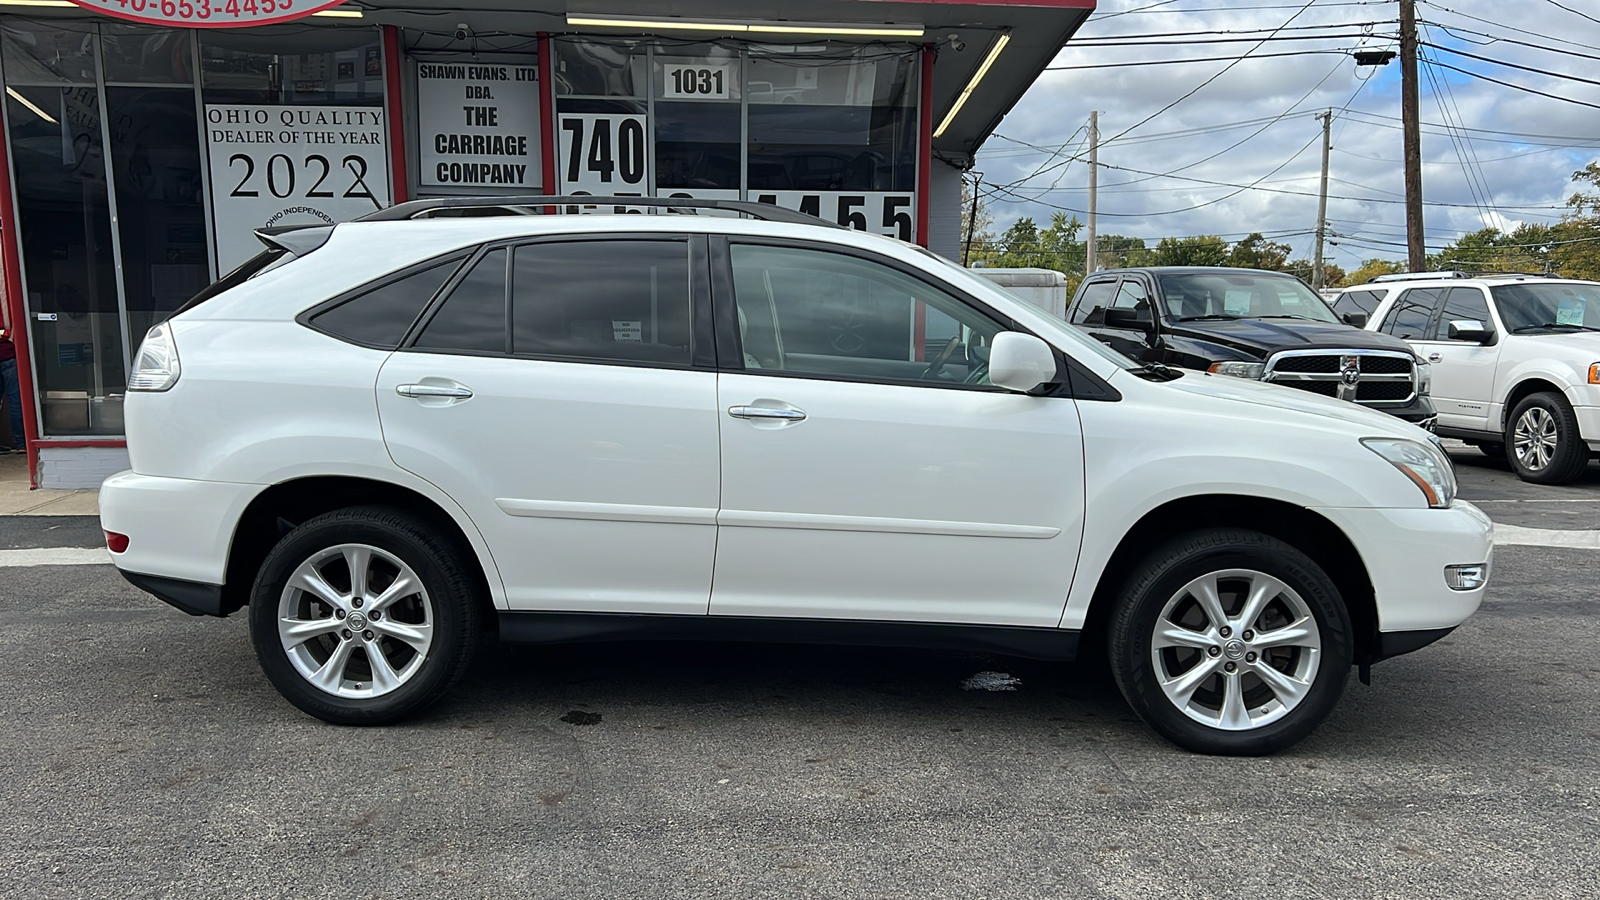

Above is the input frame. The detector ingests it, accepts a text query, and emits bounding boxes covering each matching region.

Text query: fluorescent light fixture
[933,31,1010,139]
[568,14,922,37]
[5,87,56,124]
[312,8,363,16]
[0,1,76,6]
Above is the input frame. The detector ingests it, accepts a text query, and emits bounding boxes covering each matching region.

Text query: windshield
[914,250,1138,370]
[1157,271,1340,323]
[1492,282,1600,331]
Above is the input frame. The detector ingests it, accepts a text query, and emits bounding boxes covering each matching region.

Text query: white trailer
[969,267,1071,320]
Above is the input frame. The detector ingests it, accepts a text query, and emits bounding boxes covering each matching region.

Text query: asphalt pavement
[0,449,1596,899]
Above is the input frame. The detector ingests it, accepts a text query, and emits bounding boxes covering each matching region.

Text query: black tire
[248,505,483,725]
[1108,528,1352,756]
[1505,392,1589,485]
[1472,441,1507,461]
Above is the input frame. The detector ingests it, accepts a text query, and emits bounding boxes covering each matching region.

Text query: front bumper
[1312,500,1493,635]
[99,471,264,616]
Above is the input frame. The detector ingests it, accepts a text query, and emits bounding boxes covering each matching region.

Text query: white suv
[1355,274,1600,484]
[99,197,1493,755]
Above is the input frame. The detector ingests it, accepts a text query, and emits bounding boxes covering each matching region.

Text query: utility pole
[963,173,981,267]
[1400,0,1426,272]
[1086,110,1098,277]
[1313,109,1332,290]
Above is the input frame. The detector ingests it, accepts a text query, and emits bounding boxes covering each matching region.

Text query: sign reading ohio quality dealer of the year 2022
[205,104,391,272]
[418,61,540,189]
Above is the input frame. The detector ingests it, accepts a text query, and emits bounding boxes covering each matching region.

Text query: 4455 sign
[65,0,345,27]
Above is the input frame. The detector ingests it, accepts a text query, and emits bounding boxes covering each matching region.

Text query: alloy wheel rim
[1150,568,1322,731]
[1513,407,1557,471]
[277,543,434,699]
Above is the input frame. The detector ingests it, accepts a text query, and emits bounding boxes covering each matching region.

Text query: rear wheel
[248,506,483,724]
[1109,528,1352,755]
[1506,392,1589,485]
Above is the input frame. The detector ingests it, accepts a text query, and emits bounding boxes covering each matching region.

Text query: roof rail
[1366,270,1472,283]
[354,195,841,228]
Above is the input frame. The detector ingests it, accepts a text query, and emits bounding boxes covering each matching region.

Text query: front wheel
[248,506,483,724]
[1109,528,1352,755]
[1506,392,1589,485]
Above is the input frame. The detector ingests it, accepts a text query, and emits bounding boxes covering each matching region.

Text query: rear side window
[1332,288,1385,318]
[511,240,691,365]
[1381,287,1441,339]
[309,257,464,349]
[414,250,508,353]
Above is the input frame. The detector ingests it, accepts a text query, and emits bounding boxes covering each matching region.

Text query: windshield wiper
[1511,322,1600,333]
[1128,362,1185,381]
[1256,315,1326,322]
[1177,314,1242,321]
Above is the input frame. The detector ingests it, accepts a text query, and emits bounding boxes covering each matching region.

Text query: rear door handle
[397,383,474,399]
[728,405,806,421]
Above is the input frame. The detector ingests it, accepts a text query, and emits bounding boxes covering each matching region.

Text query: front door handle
[728,405,806,421]
[1427,352,1442,363]
[397,383,474,399]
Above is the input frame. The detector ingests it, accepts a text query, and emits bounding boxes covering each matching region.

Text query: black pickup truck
[1067,266,1436,427]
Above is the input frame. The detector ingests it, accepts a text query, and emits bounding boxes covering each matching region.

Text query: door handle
[397,383,474,399]
[728,405,806,421]
[1427,353,1442,363]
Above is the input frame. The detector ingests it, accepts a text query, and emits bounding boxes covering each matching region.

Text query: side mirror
[1104,307,1152,331]
[1342,311,1368,328]
[988,332,1059,394]
[1447,319,1492,344]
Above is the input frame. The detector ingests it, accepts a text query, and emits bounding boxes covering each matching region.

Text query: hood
[1165,318,1416,359]
[1147,368,1431,441]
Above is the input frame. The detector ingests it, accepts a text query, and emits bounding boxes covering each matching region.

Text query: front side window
[1071,280,1119,326]
[730,244,1004,386]
[1381,287,1442,339]
[414,249,507,353]
[1111,279,1152,325]
[511,240,691,365]
[1432,287,1494,340]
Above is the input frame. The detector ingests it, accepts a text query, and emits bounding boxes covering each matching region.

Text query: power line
[1540,0,1600,28]
[1045,49,1351,71]
[1421,40,1600,91]
[1421,56,1600,112]
[1419,1,1600,56]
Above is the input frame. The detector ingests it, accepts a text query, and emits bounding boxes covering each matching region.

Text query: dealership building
[0,0,1092,486]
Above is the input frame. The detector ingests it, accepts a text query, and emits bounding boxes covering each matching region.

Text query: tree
[990,213,1084,274]
[1151,235,1229,267]
[1094,234,1151,270]
[1227,233,1291,271]
[1345,258,1405,285]
[1285,259,1346,287]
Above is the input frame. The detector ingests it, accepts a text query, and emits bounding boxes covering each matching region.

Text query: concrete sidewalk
[0,453,99,516]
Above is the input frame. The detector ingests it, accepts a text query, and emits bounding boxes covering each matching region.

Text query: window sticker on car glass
[612,320,643,342]
[1557,297,1585,326]
[1224,289,1252,316]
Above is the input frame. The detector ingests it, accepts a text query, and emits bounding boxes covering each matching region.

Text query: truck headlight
[1362,437,1457,508]
[1208,361,1266,379]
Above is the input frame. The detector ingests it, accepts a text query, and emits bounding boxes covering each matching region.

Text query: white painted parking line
[0,547,113,567]
[1491,524,1600,550]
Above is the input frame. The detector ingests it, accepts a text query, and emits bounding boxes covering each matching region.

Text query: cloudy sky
[974,0,1600,268]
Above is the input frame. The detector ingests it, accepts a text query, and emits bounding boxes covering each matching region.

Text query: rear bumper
[1375,626,1456,661]
[99,470,264,608]
[119,570,231,617]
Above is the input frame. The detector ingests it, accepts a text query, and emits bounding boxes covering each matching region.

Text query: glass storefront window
[0,20,97,84]
[101,24,192,84]
[653,44,740,193]
[200,27,384,106]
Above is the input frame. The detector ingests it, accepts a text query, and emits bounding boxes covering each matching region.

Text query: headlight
[1416,361,1432,395]
[128,321,181,392]
[1362,437,1456,508]
[1207,361,1265,379]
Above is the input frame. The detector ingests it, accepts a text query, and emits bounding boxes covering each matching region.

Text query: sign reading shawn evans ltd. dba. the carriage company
[417,60,541,190]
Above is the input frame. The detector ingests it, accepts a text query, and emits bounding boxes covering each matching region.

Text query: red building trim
[32,440,126,449]
[382,24,409,204]
[538,32,558,194]
[917,43,934,249]
[0,94,42,487]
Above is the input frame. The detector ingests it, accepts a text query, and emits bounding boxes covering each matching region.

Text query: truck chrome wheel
[278,543,435,699]
[1151,568,1321,731]
[1512,406,1557,472]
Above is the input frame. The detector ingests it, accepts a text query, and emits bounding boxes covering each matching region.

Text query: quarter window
[729,243,1005,386]
[511,240,692,365]
[1381,287,1441,339]
[413,249,508,353]
[310,257,464,349]
[1432,287,1493,340]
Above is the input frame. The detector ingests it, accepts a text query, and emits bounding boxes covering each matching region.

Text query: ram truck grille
[1262,350,1417,406]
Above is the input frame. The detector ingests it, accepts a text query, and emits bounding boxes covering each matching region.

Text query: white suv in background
[99,197,1493,755]
[1357,274,1600,484]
